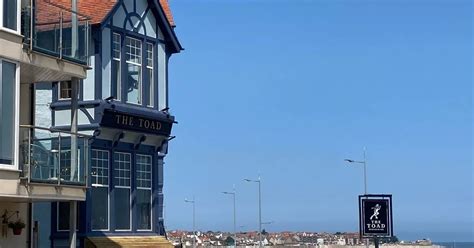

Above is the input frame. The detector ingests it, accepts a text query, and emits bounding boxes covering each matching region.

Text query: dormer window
[112,32,157,108]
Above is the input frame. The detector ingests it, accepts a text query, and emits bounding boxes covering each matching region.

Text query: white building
[0,0,90,247]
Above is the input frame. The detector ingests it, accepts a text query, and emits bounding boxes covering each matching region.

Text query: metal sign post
[359,194,393,248]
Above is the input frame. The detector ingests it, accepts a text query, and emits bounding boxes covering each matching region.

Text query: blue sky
[164,0,473,242]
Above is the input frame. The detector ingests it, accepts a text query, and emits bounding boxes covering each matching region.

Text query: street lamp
[244,177,262,248]
[222,187,236,247]
[344,147,367,195]
[344,147,369,248]
[184,197,196,248]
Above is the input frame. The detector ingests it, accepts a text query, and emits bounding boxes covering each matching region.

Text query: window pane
[114,188,130,230]
[136,155,151,188]
[3,0,17,30]
[57,202,70,231]
[59,81,72,99]
[0,61,16,164]
[147,68,153,106]
[126,64,141,104]
[114,152,131,187]
[126,37,141,64]
[137,189,151,230]
[113,60,121,100]
[113,33,121,59]
[57,202,81,231]
[91,150,109,185]
[125,36,142,104]
[91,187,108,230]
[146,43,153,68]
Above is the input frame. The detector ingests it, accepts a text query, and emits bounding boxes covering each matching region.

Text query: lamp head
[344,159,354,163]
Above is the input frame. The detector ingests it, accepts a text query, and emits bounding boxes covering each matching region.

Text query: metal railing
[19,125,90,186]
[21,0,91,65]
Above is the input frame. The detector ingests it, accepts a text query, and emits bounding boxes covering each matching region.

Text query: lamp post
[222,187,237,247]
[344,147,369,248]
[244,177,262,248]
[344,147,367,195]
[184,197,196,248]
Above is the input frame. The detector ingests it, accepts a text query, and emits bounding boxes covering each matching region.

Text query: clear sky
[164,0,473,242]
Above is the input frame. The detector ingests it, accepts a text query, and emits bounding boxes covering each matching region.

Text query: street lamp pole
[185,197,196,248]
[244,177,262,248]
[222,186,237,247]
[345,147,369,248]
[344,147,367,195]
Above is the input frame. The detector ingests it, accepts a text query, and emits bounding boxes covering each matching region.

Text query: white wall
[0,202,29,248]
[34,84,52,128]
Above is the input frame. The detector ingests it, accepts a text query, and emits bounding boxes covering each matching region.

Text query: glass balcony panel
[22,0,90,65]
[20,126,89,186]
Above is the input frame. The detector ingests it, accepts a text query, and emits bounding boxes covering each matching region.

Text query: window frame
[111,29,158,108]
[125,36,143,105]
[58,81,72,100]
[113,151,132,231]
[112,32,122,101]
[135,154,153,231]
[0,58,19,170]
[56,202,80,232]
[146,42,154,107]
[0,0,21,34]
[91,149,110,231]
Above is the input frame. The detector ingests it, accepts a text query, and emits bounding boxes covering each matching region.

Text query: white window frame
[0,0,21,35]
[91,149,110,231]
[114,151,132,231]
[113,33,121,101]
[125,36,142,105]
[146,42,154,107]
[0,58,19,171]
[136,154,152,231]
[58,81,72,100]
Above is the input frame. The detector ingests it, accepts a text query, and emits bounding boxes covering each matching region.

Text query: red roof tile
[36,0,175,27]
[159,0,175,27]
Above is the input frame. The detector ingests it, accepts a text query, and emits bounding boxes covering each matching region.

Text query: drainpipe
[71,0,78,58]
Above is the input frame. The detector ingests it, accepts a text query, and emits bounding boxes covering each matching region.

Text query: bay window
[112,31,159,108]
[113,152,131,230]
[136,154,152,230]
[0,60,16,166]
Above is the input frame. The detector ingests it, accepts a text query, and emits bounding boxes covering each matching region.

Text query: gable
[110,0,162,39]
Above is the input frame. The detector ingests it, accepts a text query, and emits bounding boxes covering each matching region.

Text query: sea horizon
[433,242,474,248]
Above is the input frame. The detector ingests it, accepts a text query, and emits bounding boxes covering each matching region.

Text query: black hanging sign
[100,109,173,136]
[359,194,393,237]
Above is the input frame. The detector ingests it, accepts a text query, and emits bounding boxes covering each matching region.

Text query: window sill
[0,27,22,37]
[0,166,21,173]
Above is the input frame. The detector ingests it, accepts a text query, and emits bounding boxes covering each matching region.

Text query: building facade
[0,0,92,247]
[32,0,182,247]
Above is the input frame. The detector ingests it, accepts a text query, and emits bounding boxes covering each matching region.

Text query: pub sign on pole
[359,194,393,238]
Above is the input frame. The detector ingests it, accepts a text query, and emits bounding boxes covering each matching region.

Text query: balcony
[22,0,90,65]
[19,125,90,187]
